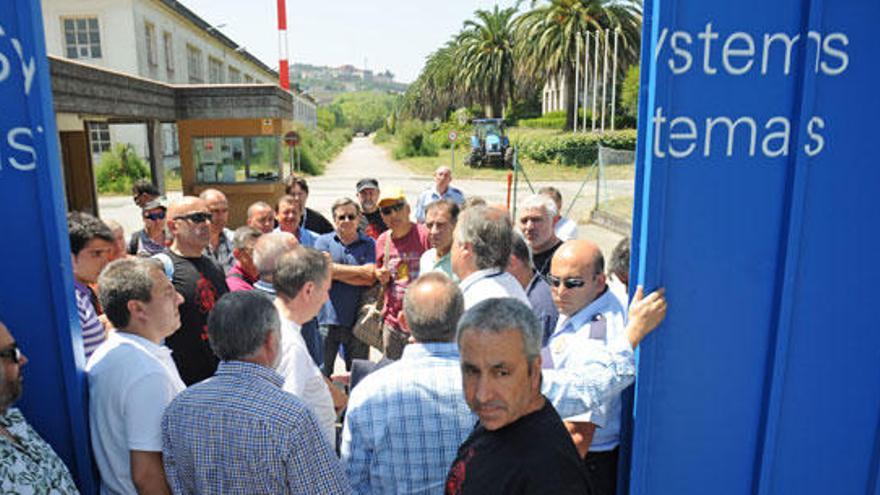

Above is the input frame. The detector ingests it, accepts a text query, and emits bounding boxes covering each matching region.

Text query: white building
[41,0,315,166]
[542,73,569,115]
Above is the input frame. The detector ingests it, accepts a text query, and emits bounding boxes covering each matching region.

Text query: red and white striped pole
[276,0,289,90]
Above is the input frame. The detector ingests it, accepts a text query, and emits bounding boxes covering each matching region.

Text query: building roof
[157,0,278,80]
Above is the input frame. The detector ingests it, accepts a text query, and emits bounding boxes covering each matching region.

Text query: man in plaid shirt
[161,291,349,494]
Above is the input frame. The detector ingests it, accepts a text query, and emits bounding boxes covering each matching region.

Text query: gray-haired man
[161,291,349,494]
[451,205,530,309]
[87,258,185,494]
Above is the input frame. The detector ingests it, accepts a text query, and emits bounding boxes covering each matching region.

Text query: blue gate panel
[629,0,880,494]
[0,1,96,492]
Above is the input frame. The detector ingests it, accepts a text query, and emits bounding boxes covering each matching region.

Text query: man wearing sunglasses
[547,239,637,495]
[129,200,168,257]
[0,321,79,493]
[163,197,229,386]
[374,188,430,360]
[315,198,376,376]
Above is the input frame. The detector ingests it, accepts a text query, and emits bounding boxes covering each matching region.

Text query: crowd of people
[0,168,667,494]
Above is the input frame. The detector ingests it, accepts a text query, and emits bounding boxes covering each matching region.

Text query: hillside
[291,63,408,104]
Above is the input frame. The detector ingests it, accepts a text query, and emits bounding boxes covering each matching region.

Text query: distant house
[542,73,570,115]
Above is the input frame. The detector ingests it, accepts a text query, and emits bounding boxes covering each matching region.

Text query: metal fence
[509,144,635,235]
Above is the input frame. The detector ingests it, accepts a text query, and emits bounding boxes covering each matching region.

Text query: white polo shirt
[276,316,336,447]
[86,331,185,495]
[459,268,532,310]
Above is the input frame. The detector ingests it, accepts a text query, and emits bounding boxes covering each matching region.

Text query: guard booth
[626,1,880,494]
[177,87,295,227]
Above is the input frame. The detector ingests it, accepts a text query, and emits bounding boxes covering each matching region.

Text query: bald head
[554,240,604,276]
[403,273,463,343]
[550,240,607,316]
[434,166,452,192]
[167,196,211,255]
[253,232,298,280]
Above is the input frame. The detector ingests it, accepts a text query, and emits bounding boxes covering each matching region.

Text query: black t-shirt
[445,399,591,495]
[532,239,563,277]
[164,251,229,385]
[303,207,334,235]
[360,209,387,240]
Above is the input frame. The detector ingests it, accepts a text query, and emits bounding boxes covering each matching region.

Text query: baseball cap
[356,178,379,192]
[142,199,167,211]
[378,187,407,207]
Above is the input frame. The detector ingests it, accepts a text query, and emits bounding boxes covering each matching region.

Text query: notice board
[629,0,880,493]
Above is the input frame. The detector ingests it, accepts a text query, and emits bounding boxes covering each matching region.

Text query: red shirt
[376,223,430,331]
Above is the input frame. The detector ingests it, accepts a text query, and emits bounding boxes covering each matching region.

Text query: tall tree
[515,0,642,129]
[456,5,520,118]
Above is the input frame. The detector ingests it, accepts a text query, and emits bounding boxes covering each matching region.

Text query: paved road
[100,136,628,259]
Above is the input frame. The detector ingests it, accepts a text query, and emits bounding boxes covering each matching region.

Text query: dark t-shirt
[360,209,388,240]
[445,399,591,495]
[302,207,334,235]
[532,239,564,277]
[165,251,229,385]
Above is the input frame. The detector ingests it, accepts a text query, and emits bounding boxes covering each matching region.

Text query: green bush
[518,109,596,130]
[298,127,353,175]
[393,119,438,159]
[373,127,393,143]
[95,144,149,193]
[512,129,637,166]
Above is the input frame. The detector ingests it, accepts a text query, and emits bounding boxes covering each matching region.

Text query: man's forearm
[331,263,376,286]
[541,337,635,419]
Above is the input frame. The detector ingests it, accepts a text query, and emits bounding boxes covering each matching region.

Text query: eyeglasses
[546,275,588,289]
[0,343,22,364]
[144,211,166,221]
[380,202,405,216]
[174,212,212,224]
[336,214,358,221]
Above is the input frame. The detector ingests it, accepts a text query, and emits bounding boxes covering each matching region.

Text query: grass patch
[378,136,634,182]
[588,196,634,224]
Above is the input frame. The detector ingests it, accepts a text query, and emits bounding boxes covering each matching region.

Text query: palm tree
[456,5,520,118]
[515,0,642,129]
[403,42,459,119]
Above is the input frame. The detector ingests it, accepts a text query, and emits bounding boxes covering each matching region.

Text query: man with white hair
[414,166,465,223]
[518,194,563,277]
[451,205,530,309]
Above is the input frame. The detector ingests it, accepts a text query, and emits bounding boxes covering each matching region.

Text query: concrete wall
[131,0,276,85]
[42,0,138,74]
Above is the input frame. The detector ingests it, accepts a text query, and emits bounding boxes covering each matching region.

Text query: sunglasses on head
[380,202,405,216]
[174,212,212,224]
[546,275,587,289]
[336,213,358,221]
[0,343,22,364]
[144,211,166,221]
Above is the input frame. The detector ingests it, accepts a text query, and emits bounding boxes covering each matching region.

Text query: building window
[186,44,203,83]
[89,123,111,155]
[63,17,102,59]
[228,67,241,83]
[145,22,157,66]
[163,32,174,72]
[208,57,223,84]
[244,74,253,83]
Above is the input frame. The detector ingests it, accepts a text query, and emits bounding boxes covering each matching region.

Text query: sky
[178,0,521,84]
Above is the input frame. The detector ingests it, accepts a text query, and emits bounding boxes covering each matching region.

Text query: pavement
[99,136,628,264]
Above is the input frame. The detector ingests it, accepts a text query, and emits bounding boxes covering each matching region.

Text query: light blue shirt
[414,186,465,223]
[273,225,318,247]
[341,338,635,494]
[547,288,628,451]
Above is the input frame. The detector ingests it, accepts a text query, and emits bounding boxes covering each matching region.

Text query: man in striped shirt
[68,212,114,358]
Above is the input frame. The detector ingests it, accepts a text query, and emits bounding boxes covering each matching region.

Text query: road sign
[448,131,458,142]
[627,1,880,494]
[284,130,300,147]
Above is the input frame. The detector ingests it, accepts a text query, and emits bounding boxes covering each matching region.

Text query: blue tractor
[467,118,514,168]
